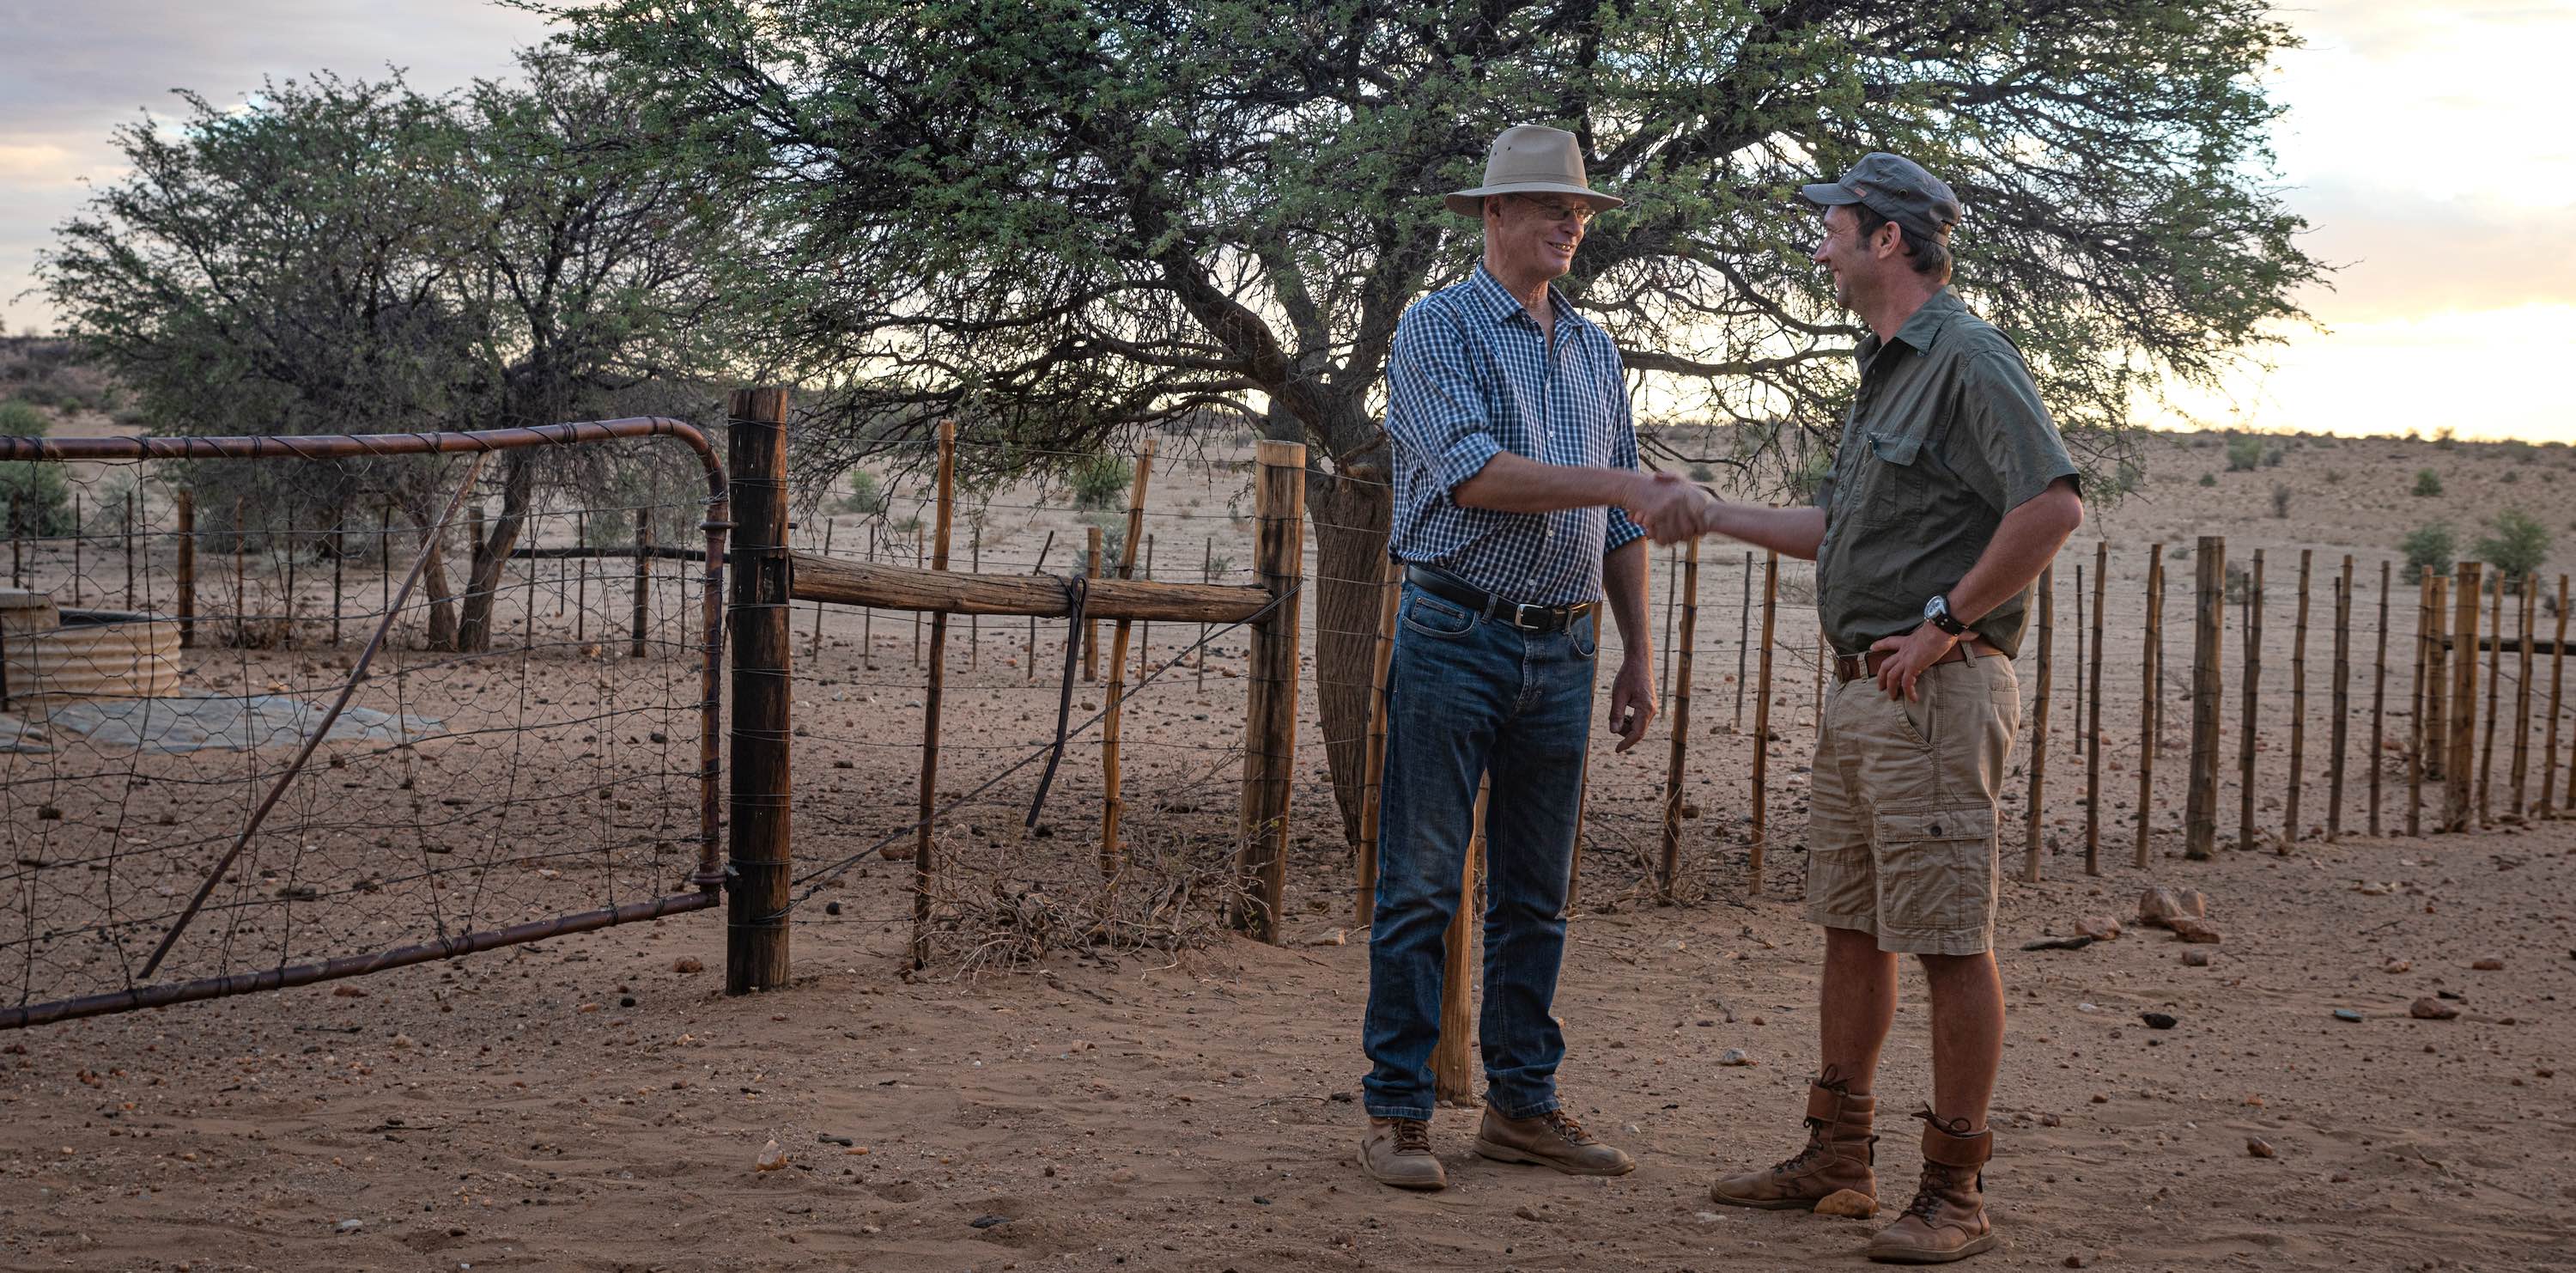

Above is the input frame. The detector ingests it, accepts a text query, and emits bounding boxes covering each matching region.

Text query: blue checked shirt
[1382,265,1644,606]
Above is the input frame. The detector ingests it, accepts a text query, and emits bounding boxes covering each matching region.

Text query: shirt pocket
[1856,430,1935,530]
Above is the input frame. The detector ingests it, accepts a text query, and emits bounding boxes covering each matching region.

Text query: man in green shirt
[1667,154,2084,1264]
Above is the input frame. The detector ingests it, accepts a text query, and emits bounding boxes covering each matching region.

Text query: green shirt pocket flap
[1867,432,1924,466]
[1874,805,1996,844]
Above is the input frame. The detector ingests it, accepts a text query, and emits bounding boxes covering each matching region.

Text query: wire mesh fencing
[0,421,726,1029]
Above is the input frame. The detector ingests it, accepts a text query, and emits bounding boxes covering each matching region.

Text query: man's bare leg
[1820,924,1899,1093]
[1709,924,1896,1209]
[1917,951,2003,1126]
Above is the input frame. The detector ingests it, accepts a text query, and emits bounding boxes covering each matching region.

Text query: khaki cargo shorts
[1804,653,2021,955]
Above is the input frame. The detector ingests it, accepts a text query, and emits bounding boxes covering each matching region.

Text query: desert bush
[2476,509,2550,586]
[2433,427,2458,449]
[2263,448,2284,467]
[837,469,888,515]
[2269,483,2292,518]
[0,399,72,535]
[2400,522,2455,577]
[2225,434,2263,472]
[1688,463,1715,483]
[2197,472,2216,487]
[1071,454,1133,510]
[2413,469,2443,497]
[2324,469,2345,484]
[2502,469,2520,484]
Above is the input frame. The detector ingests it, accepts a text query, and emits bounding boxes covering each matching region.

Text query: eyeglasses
[1513,196,1599,226]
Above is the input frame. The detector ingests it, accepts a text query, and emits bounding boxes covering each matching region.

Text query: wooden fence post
[2512,575,2536,819]
[1098,441,1158,880]
[175,489,196,649]
[1433,782,1485,1106]
[2074,562,2086,758]
[125,490,137,609]
[2238,549,2264,852]
[1026,529,1053,683]
[1659,538,1701,900]
[2185,536,2226,861]
[1660,545,1678,716]
[968,525,980,669]
[2284,548,2311,849]
[1751,551,1778,885]
[2479,576,2503,825]
[1137,532,1154,683]
[1735,551,1752,730]
[1083,526,1103,683]
[2135,543,2162,868]
[1234,439,1306,941]
[2370,560,2391,837]
[2086,541,2106,874]
[2420,570,2447,831]
[908,420,957,967]
[911,529,925,668]
[726,386,793,994]
[2154,551,2169,758]
[630,506,653,659]
[1197,537,1213,692]
[2329,556,2352,840]
[812,519,834,655]
[2023,563,2054,881]
[2446,563,2482,831]
[1355,557,1400,928]
[329,515,344,648]
[2544,576,2568,817]
[2409,568,2432,835]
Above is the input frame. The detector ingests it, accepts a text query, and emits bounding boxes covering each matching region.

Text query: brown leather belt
[1833,640,2005,684]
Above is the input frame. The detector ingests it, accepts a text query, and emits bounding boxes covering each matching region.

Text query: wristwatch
[1923,594,1968,637]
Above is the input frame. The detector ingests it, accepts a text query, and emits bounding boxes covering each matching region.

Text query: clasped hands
[1623,470,1722,543]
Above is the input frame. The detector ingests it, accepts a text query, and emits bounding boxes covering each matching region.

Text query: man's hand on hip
[1868,622,1978,703]
[1609,655,1656,752]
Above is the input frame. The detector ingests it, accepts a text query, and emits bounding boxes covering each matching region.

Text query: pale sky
[0,1,2564,441]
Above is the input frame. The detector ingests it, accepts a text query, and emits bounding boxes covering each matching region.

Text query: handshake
[1622,470,1723,543]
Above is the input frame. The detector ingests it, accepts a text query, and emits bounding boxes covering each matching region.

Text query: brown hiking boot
[1710,1066,1878,1210]
[1866,1110,1996,1264]
[1358,1117,1446,1191]
[1472,1105,1636,1176]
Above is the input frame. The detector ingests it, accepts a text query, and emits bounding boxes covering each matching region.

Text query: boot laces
[1540,1110,1591,1144]
[1390,1118,1432,1154]
[1901,1161,1975,1225]
[1767,1117,1829,1174]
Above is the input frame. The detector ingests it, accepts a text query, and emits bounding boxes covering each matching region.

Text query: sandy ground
[4,425,2576,1270]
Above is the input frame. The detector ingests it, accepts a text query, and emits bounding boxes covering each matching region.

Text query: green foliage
[1688,464,1716,483]
[1070,454,1133,510]
[0,401,71,536]
[2198,472,2216,487]
[2324,469,2344,484]
[2413,468,2444,497]
[555,0,2323,510]
[838,470,888,515]
[2263,448,2284,468]
[2269,483,2292,518]
[2226,434,2263,472]
[2400,522,2455,577]
[2476,509,2550,585]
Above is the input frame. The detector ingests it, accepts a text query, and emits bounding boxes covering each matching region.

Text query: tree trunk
[1288,380,1396,847]
[404,495,459,652]
[457,452,537,653]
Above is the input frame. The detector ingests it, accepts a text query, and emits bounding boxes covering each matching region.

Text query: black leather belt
[1405,564,1595,633]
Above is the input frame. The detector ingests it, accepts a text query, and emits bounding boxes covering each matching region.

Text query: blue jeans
[1362,582,1599,1121]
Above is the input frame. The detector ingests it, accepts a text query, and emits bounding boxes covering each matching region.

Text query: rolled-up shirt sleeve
[1386,306,1503,497]
[1603,355,1644,552]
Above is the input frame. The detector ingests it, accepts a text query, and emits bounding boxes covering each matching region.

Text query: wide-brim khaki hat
[1445,124,1625,216]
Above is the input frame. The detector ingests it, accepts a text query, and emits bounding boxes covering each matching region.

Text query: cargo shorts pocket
[1874,804,1997,932]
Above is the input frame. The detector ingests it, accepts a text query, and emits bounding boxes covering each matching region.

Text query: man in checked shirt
[1358,124,1706,1191]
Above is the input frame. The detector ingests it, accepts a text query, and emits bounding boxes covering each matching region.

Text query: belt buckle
[1510,601,1546,631]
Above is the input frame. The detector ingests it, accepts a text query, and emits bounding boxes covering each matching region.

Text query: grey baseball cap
[1801,153,1962,242]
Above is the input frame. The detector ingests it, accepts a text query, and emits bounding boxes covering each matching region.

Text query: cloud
[0,0,551,332]
[2287,179,2576,324]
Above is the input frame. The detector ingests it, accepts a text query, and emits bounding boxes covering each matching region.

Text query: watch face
[1924,596,1944,619]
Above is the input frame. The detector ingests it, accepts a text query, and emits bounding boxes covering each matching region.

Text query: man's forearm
[1455,451,1645,515]
[1950,480,2084,627]
[1700,502,1829,561]
[1603,537,1649,654]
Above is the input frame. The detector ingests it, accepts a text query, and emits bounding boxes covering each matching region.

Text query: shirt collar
[1470,264,1587,334]
[1857,287,1965,363]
